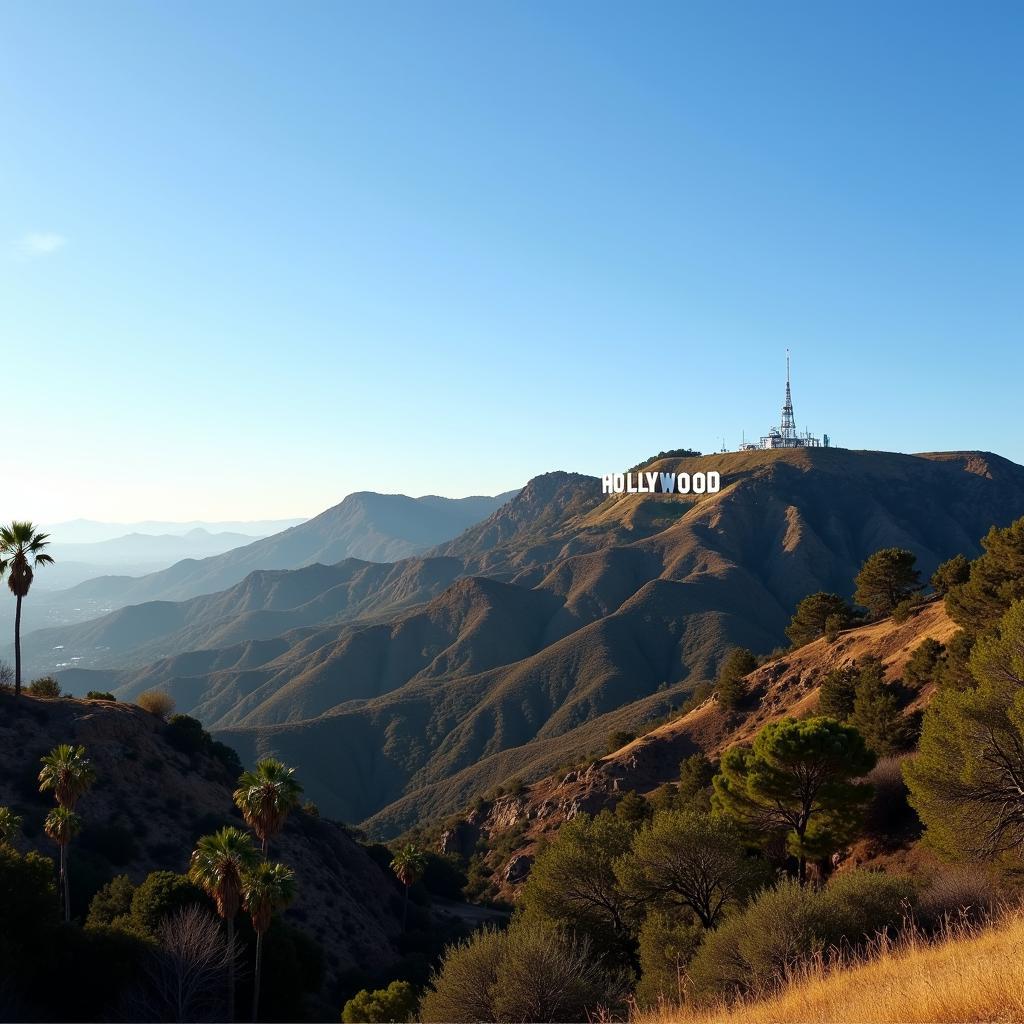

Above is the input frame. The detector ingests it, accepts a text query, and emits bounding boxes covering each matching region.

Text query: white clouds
[19,231,68,256]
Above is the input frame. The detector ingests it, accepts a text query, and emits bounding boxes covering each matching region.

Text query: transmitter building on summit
[738,352,831,451]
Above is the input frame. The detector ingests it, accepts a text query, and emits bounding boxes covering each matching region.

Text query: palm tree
[38,744,96,808]
[389,844,427,930]
[0,522,54,696]
[189,827,259,1022]
[233,758,303,856]
[243,860,296,1022]
[45,806,81,922]
[0,806,23,847]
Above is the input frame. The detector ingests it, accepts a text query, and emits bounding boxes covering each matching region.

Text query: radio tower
[780,348,797,442]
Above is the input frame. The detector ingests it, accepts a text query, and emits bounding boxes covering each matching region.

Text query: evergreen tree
[905,599,1024,860]
[786,593,853,648]
[716,648,757,712]
[903,638,944,687]
[946,518,1024,634]
[848,667,911,756]
[713,717,875,883]
[818,665,860,720]
[931,554,970,596]
[854,548,921,617]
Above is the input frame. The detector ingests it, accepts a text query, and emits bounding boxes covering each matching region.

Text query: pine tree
[713,717,875,883]
[786,593,853,648]
[716,648,757,712]
[854,548,921,617]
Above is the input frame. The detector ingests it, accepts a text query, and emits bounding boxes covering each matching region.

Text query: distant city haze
[4,2,1022,522]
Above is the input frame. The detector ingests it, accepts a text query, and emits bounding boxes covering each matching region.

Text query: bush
[892,598,916,624]
[419,918,627,1023]
[165,713,206,752]
[27,676,61,698]
[86,874,136,929]
[129,871,211,937]
[916,867,997,927]
[687,872,915,1002]
[84,690,116,701]
[606,730,636,753]
[136,690,175,720]
[342,980,418,1023]
[634,911,702,1008]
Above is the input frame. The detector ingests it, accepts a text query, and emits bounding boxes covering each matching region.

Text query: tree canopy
[854,548,921,617]
[713,717,876,881]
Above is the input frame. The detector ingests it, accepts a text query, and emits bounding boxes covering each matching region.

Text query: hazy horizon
[5,2,1022,522]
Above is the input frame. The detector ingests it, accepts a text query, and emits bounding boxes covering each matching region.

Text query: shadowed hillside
[444,597,957,901]
[0,693,403,990]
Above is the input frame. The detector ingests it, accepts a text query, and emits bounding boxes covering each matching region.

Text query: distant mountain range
[43,517,308,544]
[50,448,1024,836]
[36,529,269,591]
[7,489,519,652]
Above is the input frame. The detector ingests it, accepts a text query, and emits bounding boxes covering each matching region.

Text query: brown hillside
[444,599,957,899]
[0,693,402,990]
[50,449,1024,835]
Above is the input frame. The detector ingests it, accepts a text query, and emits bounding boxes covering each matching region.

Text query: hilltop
[46,447,1024,835]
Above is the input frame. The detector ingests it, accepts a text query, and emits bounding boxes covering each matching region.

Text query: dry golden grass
[638,912,1024,1024]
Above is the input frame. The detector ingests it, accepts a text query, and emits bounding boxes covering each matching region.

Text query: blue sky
[3,1,1022,522]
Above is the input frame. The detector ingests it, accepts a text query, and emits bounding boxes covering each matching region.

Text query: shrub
[165,714,206,753]
[27,676,61,698]
[419,918,626,1023]
[129,871,211,937]
[862,755,917,838]
[606,730,636,753]
[84,690,116,701]
[916,867,997,927]
[634,911,702,1008]
[86,874,136,929]
[136,690,175,720]
[892,597,916,624]
[342,980,418,1023]
[688,872,914,1002]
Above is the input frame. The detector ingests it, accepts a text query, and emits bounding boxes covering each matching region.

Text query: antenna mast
[780,348,797,441]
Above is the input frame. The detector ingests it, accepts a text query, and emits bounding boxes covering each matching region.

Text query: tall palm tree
[38,744,96,808]
[233,758,303,856]
[0,522,54,696]
[0,806,23,847]
[45,806,81,922]
[189,827,259,1022]
[243,860,296,1022]
[389,844,427,930]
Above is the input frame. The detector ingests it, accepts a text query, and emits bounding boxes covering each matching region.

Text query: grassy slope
[641,913,1024,1024]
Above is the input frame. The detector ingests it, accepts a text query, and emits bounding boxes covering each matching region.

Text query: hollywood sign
[602,471,721,495]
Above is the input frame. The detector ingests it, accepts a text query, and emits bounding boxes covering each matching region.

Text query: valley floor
[641,911,1024,1024]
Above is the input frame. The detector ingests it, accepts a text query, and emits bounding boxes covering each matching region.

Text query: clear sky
[3,1,1022,523]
